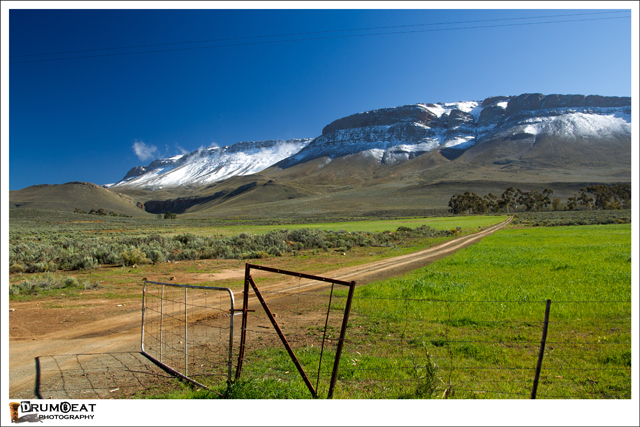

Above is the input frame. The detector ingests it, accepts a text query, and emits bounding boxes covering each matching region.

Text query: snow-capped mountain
[279,93,630,168]
[112,93,630,189]
[112,139,312,189]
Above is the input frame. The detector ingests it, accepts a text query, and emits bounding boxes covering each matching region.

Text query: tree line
[448,184,630,214]
[74,207,131,217]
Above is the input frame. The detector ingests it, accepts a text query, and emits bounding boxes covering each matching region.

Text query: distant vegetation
[9,222,455,273]
[511,210,630,227]
[74,207,132,217]
[9,206,629,276]
[9,273,99,297]
[448,183,630,214]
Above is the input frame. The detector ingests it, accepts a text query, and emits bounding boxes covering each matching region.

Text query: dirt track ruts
[9,217,512,397]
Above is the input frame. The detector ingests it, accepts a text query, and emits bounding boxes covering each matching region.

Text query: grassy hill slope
[9,181,151,217]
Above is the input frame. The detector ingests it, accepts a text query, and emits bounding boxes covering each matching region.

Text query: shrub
[177,249,198,261]
[9,263,24,274]
[62,277,80,288]
[120,248,149,266]
[148,250,166,263]
[83,280,100,290]
[76,256,97,270]
[253,251,270,259]
[9,274,88,296]
[28,262,49,273]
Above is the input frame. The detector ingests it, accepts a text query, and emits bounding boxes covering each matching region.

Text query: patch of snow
[114,139,312,189]
[468,104,484,121]
[424,103,448,118]
[442,135,476,149]
[362,148,385,162]
[425,101,482,122]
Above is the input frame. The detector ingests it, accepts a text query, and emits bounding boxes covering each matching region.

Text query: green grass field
[207,223,631,399]
[201,215,508,236]
[9,208,506,236]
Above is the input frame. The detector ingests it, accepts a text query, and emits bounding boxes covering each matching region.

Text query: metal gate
[141,281,235,390]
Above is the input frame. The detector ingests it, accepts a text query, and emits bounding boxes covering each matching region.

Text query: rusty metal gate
[141,281,236,390]
[235,264,356,398]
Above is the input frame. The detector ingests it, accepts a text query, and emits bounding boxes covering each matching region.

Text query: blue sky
[5,4,635,190]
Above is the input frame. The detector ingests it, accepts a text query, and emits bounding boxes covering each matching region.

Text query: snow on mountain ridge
[112,94,630,189]
[113,139,312,189]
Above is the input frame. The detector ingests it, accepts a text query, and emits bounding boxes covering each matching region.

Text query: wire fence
[231,273,631,399]
[28,283,631,400]
[328,296,632,399]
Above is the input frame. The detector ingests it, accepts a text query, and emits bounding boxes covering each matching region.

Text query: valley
[7,91,633,400]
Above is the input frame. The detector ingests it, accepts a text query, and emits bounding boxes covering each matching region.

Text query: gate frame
[235,263,356,399]
[141,281,236,390]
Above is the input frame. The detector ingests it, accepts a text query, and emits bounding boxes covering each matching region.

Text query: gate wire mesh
[236,268,354,399]
[141,281,235,390]
[327,297,631,399]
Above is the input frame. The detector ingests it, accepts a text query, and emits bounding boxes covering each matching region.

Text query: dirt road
[9,217,511,398]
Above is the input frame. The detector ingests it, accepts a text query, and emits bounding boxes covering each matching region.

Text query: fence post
[141,282,147,353]
[235,264,251,380]
[328,280,356,399]
[531,299,552,399]
[185,287,188,377]
[160,284,164,363]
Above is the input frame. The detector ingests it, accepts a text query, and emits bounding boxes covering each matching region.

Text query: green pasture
[204,215,508,237]
[201,224,631,399]
[9,209,506,239]
[331,223,631,399]
[357,223,631,304]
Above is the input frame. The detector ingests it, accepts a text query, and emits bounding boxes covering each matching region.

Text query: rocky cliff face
[280,93,630,168]
[321,104,440,135]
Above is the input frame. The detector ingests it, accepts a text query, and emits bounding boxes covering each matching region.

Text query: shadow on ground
[21,352,178,399]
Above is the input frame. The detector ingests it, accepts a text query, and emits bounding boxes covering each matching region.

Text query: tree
[516,189,537,212]
[586,183,631,210]
[483,193,498,213]
[534,188,553,211]
[448,191,487,215]
[164,211,177,219]
[552,198,562,211]
[499,187,517,213]
[577,188,593,210]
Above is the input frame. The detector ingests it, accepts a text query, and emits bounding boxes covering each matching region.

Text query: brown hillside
[9,182,150,217]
